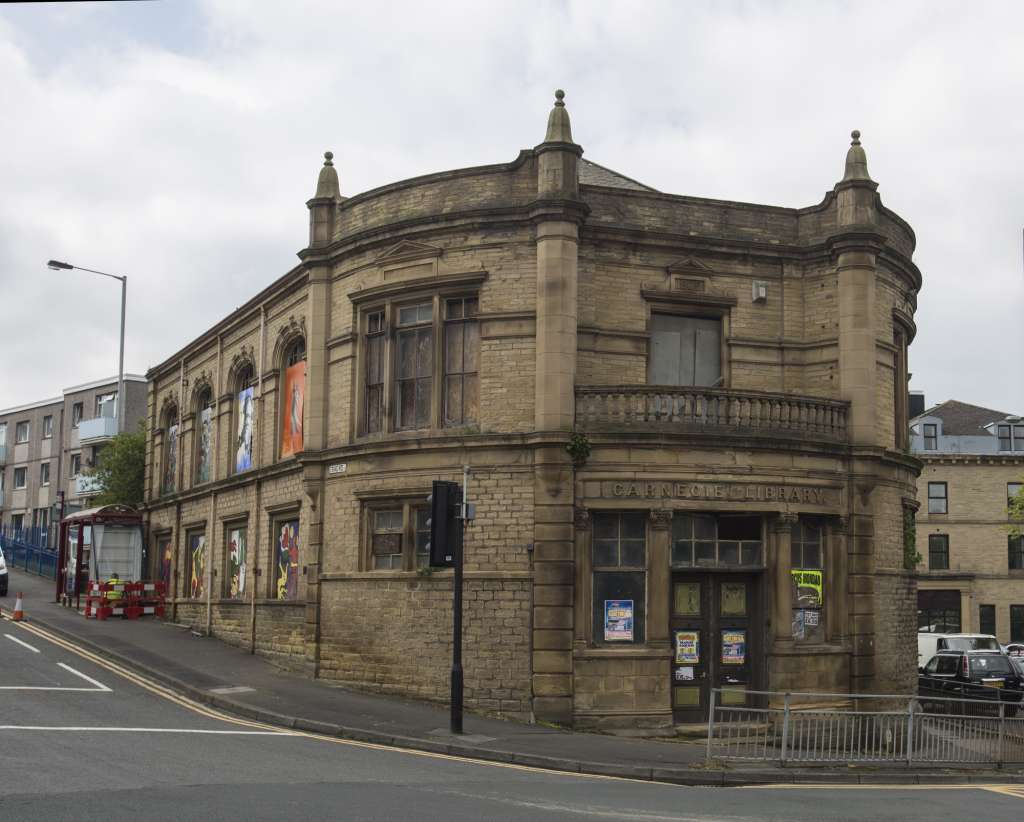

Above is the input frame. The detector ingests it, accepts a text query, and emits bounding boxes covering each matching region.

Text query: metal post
[906,700,914,765]
[117,276,127,434]
[998,701,1006,766]
[780,693,791,765]
[450,479,465,735]
[706,688,717,761]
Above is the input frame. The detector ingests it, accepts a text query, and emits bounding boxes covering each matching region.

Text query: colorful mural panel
[159,536,172,589]
[164,423,179,492]
[228,527,246,598]
[189,532,206,599]
[196,406,213,484]
[280,362,304,458]
[275,520,299,601]
[235,386,254,473]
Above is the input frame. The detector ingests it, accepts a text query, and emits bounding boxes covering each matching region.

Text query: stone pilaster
[771,513,798,646]
[647,509,673,647]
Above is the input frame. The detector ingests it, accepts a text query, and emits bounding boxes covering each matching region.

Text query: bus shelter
[57,505,143,609]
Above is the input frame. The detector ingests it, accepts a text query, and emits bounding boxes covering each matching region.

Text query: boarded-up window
[444,297,479,426]
[365,311,385,433]
[649,314,721,387]
[395,303,433,430]
[372,509,403,570]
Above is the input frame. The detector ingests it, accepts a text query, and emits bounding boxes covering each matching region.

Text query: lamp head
[47,260,74,270]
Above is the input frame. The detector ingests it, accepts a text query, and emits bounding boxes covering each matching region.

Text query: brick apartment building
[141,92,923,731]
[0,375,148,540]
[912,398,1024,642]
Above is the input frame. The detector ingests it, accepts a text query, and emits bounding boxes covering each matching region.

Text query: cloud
[0,0,1021,412]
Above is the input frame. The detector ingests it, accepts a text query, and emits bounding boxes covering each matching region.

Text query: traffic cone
[12,592,24,621]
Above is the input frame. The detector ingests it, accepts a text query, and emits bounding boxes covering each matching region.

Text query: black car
[919,650,1024,713]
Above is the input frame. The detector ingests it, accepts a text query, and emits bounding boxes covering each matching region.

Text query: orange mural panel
[280,361,305,458]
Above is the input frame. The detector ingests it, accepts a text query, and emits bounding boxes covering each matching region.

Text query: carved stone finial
[323,151,334,166]
[850,129,861,146]
[841,127,872,182]
[544,88,574,143]
[554,89,565,107]
[574,508,591,530]
[314,150,341,198]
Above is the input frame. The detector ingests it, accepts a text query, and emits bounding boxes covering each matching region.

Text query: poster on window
[228,528,246,598]
[159,539,172,589]
[189,533,206,599]
[675,630,700,664]
[275,520,300,600]
[280,362,304,458]
[197,406,212,483]
[721,630,746,665]
[603,599,634,641]
[235,386,254,473]
[164,423,179,491]
[791,569,823,608]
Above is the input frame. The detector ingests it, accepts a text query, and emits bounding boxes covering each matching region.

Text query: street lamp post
[46,260,127,434]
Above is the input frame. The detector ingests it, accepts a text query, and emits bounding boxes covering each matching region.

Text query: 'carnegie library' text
[603,481,837,506]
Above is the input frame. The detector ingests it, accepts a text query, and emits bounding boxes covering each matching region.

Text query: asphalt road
[3,617,1024,821]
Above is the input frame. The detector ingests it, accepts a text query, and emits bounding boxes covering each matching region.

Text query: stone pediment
[376,240,443,265]
[666,255,715,275]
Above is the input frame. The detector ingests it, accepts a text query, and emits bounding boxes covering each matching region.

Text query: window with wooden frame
[927,482,948,514]
[923,423,938,451]
[648,313,723,388]
[892,328,909,451]
[790,518,825,642]
[1010,483,1023,511]
[366,501,431,571]
[928,534,950,570]
[591,512,647,645]
[358,292,480,436]
[1010,535,1024,571]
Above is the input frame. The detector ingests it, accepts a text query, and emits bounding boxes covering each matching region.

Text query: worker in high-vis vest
[106,573,123,601]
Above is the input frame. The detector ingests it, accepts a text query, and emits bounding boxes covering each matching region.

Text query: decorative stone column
[829,516,849,643]
[648,509,673,647]
[771,513,798,646]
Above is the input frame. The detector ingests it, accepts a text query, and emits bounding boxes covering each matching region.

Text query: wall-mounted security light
[752,281,768,303]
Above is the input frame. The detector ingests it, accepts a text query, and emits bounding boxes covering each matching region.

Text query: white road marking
[5,633,40,653]
[57,662,112,692]
[0,726,297,735]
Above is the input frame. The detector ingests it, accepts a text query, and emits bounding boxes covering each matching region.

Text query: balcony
[75,474,103,497]
[575,385,849,443]
[78,415,118,445]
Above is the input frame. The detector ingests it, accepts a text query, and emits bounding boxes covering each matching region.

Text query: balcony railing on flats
[575,385,849,442]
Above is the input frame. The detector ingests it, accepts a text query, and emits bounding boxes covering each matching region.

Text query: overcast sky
[1,1,1021,413]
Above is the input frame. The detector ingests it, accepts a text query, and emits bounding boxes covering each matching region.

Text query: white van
[917,632,1001,669]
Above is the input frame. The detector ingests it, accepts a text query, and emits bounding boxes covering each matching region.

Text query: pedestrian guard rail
[708,684,1024,766]
[0,527,58,579]
[84,580,166,621]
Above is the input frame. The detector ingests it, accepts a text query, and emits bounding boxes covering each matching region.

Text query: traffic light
[427,480,461,567]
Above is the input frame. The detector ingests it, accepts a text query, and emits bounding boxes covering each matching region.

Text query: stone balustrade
[576,385,849,442]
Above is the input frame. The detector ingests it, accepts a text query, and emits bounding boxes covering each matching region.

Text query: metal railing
[576,386,849,442]
[707,686,1024,766]
[0,526,58,579]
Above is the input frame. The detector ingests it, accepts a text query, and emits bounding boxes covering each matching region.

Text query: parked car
[917,632,1001,669]
[0,545,7,596]
[1004,643,1024,658]
[919,650,1024,714]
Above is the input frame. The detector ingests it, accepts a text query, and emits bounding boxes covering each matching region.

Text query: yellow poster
[791,569,823,607]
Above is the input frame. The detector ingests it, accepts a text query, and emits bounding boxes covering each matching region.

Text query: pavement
[5,567,1024,789]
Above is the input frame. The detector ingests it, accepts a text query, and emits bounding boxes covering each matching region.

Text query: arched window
[280,338,306,459]
[162,406,179,495]
[233,363,256,474]
[194,388,214,485]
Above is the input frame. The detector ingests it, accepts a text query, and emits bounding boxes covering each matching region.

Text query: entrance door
[670,573,760,723]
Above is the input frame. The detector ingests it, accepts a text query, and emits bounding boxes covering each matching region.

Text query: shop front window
[671,514,763,568]
[791,518,825,642]
[592,512,646,645]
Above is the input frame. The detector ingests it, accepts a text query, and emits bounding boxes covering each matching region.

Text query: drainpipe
[206,334,222,637]
[250,306,266,654]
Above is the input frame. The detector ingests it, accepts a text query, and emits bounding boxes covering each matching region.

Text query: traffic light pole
[450,464,470,735]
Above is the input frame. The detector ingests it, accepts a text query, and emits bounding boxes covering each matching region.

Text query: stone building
[141,92,922,731]
[912,398,1024,642]
[0,375,148,540]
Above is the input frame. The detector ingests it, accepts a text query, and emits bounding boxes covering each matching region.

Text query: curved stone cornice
[272,315,306,368]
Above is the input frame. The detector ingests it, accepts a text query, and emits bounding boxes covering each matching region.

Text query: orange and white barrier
[12,592,24,621]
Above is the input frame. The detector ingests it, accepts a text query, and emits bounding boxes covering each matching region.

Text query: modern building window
[923,423,938,451]
[918,589,961,634]
[998,424,1024,452]
[11,513,24,532]
[70,453,81,477]
[927,482,948,514]
[359,293,480,436]
[592,512,647,645]
[95,392,116,418]
[649,313,722,387]
[366,502,430,570]
[15,421,29,443]
[443,297,479,426]
[193,388,213,485]
[162,407,179,495]
[280,338,306,459]
[13,467,27,489]
[671,514,763,568]
[233,364,256,475]
[928,534,950,570]
[71,403,83,428]
[40,462,50,486]
[1012,606,1024,643]
[1011,535,1024,571]
[980,604,996,637]
[42,415,53,439]
[1009,483,1023,511]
